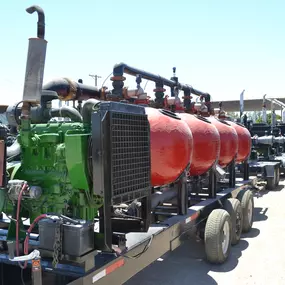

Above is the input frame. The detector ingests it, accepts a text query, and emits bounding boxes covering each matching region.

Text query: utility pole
[89,74,102,87]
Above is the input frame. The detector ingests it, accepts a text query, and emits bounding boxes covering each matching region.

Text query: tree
[255,113,281,124]
[227,112,239,118]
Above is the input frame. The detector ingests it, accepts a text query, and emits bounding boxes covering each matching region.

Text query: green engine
[0,5,152,272]
[3,97,151,251]
[5,121,102,222]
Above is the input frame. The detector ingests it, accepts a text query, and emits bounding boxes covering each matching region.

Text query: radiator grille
[110,112,151,203]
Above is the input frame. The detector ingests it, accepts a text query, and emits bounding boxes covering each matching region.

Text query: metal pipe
[43,78,101,101]
[22,5,47,107]
[274,136,285,144]
[26,5,45,39]
[82,99,101,125]
[262,94,267,123]
[50,106,83,122]
[7,140,21,158]
[252,135,274,145]
[113,63,209,96]
[151,189,178,209]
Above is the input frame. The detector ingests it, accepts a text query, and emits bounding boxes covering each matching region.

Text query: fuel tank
[207,116,238,168]
[178,113,220,176]
[145,107,193,186]
[226,121,252,163]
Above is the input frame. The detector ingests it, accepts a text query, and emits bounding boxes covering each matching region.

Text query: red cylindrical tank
[178,113,220,176]
[145,107,193,186]
[207,116,238,168]
[226,121,252,163]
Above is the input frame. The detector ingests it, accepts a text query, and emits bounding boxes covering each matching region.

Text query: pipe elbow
[50,106,83,122]
[26,5,45,39]
[7,140,21,158]
[82,99,101,125]
[60,106,83,122]
[43,78,101,101]
[43,78,77,101]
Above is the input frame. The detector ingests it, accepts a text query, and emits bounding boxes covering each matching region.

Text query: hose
[50,106,83,122]
[16,183,28,269]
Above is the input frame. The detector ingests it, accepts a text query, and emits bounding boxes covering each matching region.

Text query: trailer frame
[69,178,256,285]
[245,160,281,189]
[0,172,259,285]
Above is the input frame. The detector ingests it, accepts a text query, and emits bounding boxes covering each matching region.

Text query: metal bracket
[9,249,40,262]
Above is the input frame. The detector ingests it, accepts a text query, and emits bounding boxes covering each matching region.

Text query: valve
[136,74,142,87]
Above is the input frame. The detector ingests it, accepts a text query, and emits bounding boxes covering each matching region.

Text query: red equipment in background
[207,116,238,168]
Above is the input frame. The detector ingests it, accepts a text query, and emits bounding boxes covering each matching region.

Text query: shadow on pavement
[242,227,260,238]
[125,237,219,285]
[125,206,263,285]
[254,180,284,198]
[125,232,254,285]
[253,207,268,222]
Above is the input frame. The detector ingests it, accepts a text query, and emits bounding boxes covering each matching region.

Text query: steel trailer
[0,167,257,285]
[72,179,257,285]
[0,5,265,285]
[245,135,282,189]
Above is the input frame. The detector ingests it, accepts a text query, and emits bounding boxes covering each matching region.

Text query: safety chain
[52,220,63,268]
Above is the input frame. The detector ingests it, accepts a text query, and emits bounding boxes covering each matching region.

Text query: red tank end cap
[145,108,193,186]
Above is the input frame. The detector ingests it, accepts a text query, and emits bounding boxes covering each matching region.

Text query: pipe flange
[59,78,77,101]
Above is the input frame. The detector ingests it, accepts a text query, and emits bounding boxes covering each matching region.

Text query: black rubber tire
[204,209,232,264]
[237,189,254,233]
[223,198,243,245]
[266,169,277,190]
[275,167,280,187]
[266,177,275,190]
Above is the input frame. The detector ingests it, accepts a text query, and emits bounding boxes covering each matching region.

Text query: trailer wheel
[237,189,254,233]
[204,209,232,264]
[266,177,275,190]
[275,167,280,187]
[266,169,277,190]
[223,198,243,245]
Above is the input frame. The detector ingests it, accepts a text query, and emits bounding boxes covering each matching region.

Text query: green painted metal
[0,188,5,213]
[4,121,102,240]
[65,130,90,190]
[7,218,26,241]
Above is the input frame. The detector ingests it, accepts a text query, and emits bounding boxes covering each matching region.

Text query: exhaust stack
[22,5,47,104]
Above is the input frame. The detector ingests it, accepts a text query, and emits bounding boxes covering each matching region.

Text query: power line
[89,74,102,87]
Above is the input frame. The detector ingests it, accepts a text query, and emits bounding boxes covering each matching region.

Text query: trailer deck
[0,177,256,285]
[87,179,256,285]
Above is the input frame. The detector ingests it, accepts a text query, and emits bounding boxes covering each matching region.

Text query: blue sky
[0,0,284,105]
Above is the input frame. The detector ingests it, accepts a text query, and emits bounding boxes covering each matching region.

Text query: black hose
[50,106,83,122]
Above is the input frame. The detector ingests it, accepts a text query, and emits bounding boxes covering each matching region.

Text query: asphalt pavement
[126,180,285,285]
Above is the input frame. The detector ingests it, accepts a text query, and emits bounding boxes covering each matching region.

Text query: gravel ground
[126,180,285,285]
